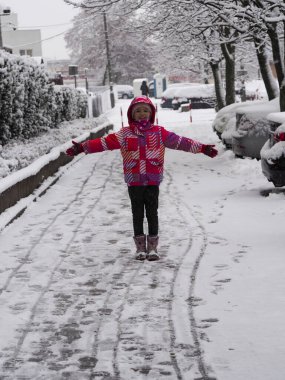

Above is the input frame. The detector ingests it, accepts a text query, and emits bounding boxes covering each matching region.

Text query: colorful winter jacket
[82,97,203,186]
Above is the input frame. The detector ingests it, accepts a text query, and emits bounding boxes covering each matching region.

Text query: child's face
[133,105,151,121]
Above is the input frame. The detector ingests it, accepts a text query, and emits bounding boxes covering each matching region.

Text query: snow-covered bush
[0,51,87,146]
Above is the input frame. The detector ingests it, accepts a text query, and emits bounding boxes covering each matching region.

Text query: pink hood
[127,96,156,125]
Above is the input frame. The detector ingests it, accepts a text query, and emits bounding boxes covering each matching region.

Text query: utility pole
[103,11,115,108]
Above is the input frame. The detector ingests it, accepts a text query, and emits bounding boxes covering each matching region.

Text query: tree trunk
[280,21,285,111]
[254,38,279,100]
[280,82,285,111]
[210,61,226,111]
[102,66,107,86]
[267,22,284,87]
[221,41,236,105]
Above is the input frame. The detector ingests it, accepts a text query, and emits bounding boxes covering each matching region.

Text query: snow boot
[146,235,160,261]
[133,235,147,261]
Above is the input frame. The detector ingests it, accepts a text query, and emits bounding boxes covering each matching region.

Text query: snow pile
[173,84,215,98]
[235,97,279,116]
[161,82,201,98]
[244,80,268,99]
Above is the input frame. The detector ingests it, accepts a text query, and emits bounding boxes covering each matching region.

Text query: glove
[201,144,218,158]
[66,140,84,156]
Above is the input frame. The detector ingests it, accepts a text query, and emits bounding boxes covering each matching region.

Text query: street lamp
[103,11,115,108]
[0,7,11,49]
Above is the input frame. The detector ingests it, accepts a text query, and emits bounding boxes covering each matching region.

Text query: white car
[114,85,134,99]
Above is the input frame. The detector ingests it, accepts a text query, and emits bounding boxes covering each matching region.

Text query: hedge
[0,51,87,146]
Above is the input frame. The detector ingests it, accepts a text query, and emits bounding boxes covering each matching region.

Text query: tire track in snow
[164,169,215,380]
[109,169,190,380]
[2,155,117,372]
[97,166,202,380]
[0,154,102,297]
[111,264,144,380]
[159,170,185,380]
[164,169,194,380]
[86,231,145,379]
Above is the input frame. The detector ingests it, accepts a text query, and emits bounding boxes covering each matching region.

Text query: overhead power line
[9,30,69,49]
[18,22,73,29]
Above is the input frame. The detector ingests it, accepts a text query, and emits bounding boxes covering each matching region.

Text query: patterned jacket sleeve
[161,127,203,153]
[82,131,121,153]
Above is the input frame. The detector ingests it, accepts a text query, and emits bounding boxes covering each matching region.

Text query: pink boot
[133,235,147,261]
[146,235,160,261]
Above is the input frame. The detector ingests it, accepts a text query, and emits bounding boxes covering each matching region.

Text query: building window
[19,49,33,56]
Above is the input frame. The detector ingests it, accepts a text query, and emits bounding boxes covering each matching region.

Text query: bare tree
[63,0,283,108]
[64,5,155,84]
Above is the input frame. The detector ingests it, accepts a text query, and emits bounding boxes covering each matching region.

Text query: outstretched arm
[162,128,218,158]
[66,132,121,156]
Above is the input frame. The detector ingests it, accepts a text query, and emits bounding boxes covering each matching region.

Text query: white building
[0,5,42,57]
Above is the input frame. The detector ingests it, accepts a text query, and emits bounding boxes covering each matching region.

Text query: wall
[3,29,42,56]
[1,11,42,56]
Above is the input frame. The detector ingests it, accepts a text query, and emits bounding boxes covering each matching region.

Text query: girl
[66,96,217,261]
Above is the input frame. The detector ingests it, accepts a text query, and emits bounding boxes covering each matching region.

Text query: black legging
[128,185,159,236]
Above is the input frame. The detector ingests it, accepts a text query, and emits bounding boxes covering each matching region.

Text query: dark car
[172,97,216,110]
[171,84,216,110]
[160,86,181,108]
[261,116,285,187]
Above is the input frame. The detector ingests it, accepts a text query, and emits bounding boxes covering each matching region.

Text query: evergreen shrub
[0,51,87,146]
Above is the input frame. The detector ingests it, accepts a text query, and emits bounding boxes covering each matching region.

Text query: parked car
[171,84,216,110]
[114,85,134,99]
[261,112,285,187]
[160,83,200,108]
[212,101,263,150]
[49,72,63,85]
[231,98,279,159]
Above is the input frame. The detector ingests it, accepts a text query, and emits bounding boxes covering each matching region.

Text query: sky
[0,97,285,379]
[1,0,79,59]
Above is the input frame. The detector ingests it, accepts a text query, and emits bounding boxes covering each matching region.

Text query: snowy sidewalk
[0,149,210,379]
[0,101,285,379]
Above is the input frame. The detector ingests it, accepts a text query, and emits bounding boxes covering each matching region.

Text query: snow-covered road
[1,100,285,380]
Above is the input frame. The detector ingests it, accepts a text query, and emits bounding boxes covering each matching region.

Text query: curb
[0,123,113,230]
